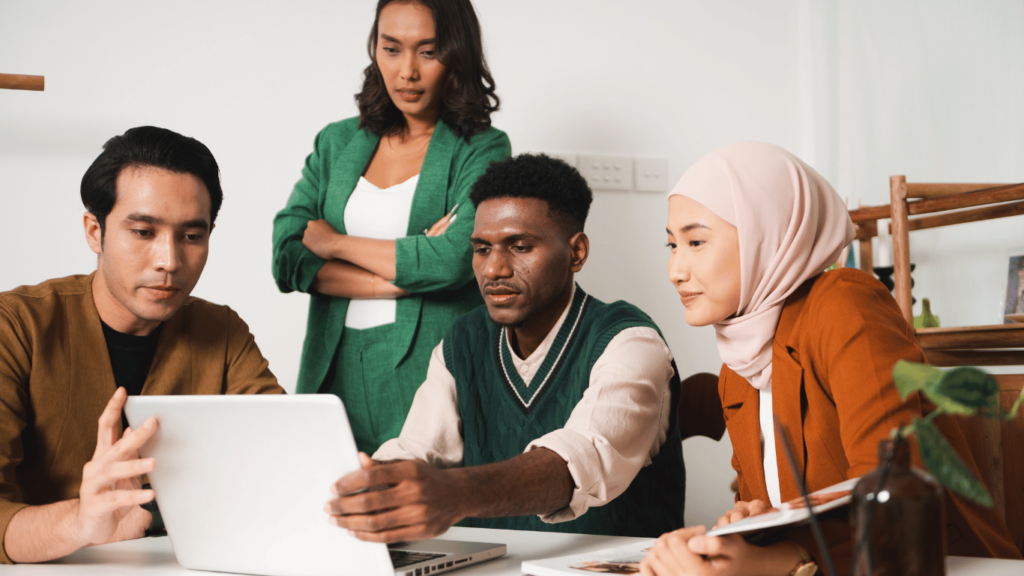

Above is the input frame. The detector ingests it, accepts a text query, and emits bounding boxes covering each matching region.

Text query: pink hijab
[669,141,855,390]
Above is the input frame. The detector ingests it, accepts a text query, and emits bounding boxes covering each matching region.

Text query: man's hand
[75,387,158,546]
[302,219,343,260]
[4,387,159,563]
[714,500,773,529]
[324,453,466,544]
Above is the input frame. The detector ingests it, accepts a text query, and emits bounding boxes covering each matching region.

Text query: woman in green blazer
[272,0,510,454]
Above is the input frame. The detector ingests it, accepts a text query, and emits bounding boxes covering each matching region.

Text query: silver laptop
[125,395,505,576]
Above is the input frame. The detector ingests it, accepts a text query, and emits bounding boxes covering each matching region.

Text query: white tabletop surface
[4,527,1021,575]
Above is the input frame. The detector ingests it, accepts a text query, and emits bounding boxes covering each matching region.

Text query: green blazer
[272,117,511,394]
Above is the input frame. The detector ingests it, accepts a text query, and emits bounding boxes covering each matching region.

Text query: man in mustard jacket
[0,126,283,564]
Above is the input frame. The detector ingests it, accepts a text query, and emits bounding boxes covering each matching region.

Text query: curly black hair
[81,126,222,238]
[356,0,499,139]
[469,154,593,234]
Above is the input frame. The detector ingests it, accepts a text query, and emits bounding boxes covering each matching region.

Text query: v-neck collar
[495,284,590,414]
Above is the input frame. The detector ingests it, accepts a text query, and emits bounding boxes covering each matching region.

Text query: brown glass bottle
[850,437,946,576]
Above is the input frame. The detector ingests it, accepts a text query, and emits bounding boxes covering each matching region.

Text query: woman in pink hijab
[641,142,1019,576]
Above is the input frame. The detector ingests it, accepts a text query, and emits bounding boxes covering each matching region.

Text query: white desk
[6,527,1022,575]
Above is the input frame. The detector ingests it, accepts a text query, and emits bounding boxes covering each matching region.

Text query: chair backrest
[956,374,1024,554]
[677,372,725,442]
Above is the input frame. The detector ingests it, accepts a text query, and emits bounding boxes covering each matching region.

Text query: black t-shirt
[100,320,166,536]
[100,320,161,398]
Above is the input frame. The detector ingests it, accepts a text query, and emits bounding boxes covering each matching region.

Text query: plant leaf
[932,367,1000,416]
[1008,387,1024,419]
[912,418,992,507]
[892,361,943,401]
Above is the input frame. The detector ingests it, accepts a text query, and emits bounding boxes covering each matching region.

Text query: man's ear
[568,232,589,273]
[83,212,103,255]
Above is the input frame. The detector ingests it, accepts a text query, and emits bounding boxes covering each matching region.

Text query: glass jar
[850,437,946,576]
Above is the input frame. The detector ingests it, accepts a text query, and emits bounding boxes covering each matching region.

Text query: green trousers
[320,324,415,455]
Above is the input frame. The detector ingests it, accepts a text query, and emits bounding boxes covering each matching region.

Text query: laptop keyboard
[390,550,446,569]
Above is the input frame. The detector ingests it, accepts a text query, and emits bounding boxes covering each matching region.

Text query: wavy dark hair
[356,0,499,139]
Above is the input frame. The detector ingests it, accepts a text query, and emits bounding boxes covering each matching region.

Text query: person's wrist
[446,468,474,523]
[329,233,349,261]
[68,498,95,548]
[782,542,816,576]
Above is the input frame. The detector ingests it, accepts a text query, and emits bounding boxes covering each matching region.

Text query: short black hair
[469,153,592,234]
[80,126,223,236]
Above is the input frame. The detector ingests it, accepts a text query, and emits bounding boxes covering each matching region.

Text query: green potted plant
[850,361,1023,575]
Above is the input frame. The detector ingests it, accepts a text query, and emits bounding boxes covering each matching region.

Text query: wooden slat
[903,200,1024,232]
[849,205,891,223]
[854,220,877,241]
[916,324,1024,350]
[0,73,44,91]
[858,237,873,273]
[924,349,1024,367]
[891,176,914,323]
[995,376,1024,553]
[908,183,1024,216]
[904,182,1006,198]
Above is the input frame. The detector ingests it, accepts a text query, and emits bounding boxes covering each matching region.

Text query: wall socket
[578,154,633,191]
[634,157,669,192]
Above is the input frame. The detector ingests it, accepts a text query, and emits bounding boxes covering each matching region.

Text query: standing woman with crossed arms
[273,0,510,454]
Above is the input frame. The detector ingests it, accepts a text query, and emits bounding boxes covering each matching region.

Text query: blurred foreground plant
[891,360,1024,507]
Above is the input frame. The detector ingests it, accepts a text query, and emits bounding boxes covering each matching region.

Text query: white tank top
[342,174,418,329]
[760,386,782,507]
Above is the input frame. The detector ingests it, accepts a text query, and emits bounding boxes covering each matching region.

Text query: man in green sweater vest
[326,154,685,540]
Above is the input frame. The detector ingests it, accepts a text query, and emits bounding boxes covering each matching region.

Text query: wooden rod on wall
[0,74,45,91]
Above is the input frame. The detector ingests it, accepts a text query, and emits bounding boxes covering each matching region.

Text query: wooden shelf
[916,324,1024,350]
[925,349,1024,367]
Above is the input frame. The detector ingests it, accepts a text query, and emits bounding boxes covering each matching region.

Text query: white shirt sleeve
[525,326,674,523]
[372,341,464,468]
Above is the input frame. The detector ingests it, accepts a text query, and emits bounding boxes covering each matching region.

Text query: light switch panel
[578,155,633,191]
[634,157,669,193]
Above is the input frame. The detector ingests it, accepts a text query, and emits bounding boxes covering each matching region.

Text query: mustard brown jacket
[0,274,283,563]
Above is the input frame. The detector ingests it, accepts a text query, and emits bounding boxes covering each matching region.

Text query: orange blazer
[720,269,1020,569]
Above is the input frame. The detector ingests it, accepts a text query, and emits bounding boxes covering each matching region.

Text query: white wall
[801,0,1024,329]
[2,0,794,527]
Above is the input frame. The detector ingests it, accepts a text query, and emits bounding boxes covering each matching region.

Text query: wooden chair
[852,178,1024,553]
[850,178,1024,366]
[956,374,1024,554]
[677,372,725,442]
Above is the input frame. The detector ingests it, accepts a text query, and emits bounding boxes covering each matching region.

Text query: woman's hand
[715,500,773,528]
[640,527,803,576]
[302,219,343,259]
[424,206,458,237]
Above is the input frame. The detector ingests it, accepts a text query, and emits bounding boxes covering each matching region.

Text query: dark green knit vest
[443,285,685,537]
